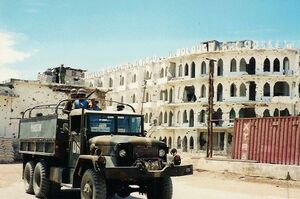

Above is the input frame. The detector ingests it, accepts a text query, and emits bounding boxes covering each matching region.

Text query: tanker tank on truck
[18,100,193,199]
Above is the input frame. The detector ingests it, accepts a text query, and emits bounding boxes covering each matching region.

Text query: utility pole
[206,58,216,158]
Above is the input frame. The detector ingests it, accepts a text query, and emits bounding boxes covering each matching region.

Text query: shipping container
[232,116,300,165]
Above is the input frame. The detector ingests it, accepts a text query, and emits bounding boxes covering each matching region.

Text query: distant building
[85,40,300,155]
[38,64,86,85]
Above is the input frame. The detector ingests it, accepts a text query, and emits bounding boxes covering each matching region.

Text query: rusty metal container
[232,116,300,165]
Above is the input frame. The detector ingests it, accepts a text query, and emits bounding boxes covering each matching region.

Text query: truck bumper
[104,164,193,180]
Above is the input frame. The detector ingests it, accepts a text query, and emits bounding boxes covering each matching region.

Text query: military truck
[18,101,193,199]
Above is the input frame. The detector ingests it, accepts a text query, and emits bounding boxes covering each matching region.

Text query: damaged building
[85,40,300,155]
[37,64,86,85]
[0,78,106,162]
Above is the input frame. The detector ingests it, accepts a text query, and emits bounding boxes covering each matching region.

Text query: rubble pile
[0,137,14,163]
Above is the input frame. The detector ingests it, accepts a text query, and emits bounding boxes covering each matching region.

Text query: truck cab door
[68,116,81,168]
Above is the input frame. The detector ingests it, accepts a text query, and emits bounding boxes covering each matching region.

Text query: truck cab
[19,103,193,199]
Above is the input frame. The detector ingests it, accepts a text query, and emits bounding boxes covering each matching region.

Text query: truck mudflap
[104,164,193,180]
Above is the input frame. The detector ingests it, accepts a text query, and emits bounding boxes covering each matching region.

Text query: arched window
[182,136,188,152]
[169,88,173,103]
[169,111,173,126]
[212,108,223,126]
[201,85,206,98]
[263,83,270,96]
[230,59,237,72]
[145,113,149,123]
[274,108,279,117]
[177,111,181,123]
[121,96,124,103]
[217,83,223,102]
[229,109,236,123]
[274,81,290,96]
[189,109,194,127]
[240,58,246,72]
[159,112,163,125]
[109,77,113,87]
[189,137,194,150]
[132,94,136,103]
[199,110,205,123]
[191,62,195,78]
[248,57,256,75]
[240,83,246,97]
[168,137,172,148]
[184,64,189,76]
[263,109,270,117]
[217,59,223,76]
[177,136,181,149]
[178,64,182,77]
[149,113,152,123]
[132,74,137,82]
[283,57,289,73]
[201,61,206,75]
[281,108,290,116]
[230,84,237,97]
[146,92,149,102]
[273,58,280,72]
[263,58,270,72]
[160,68,164,78]
[183,110,188,123]
[164,112,167,123]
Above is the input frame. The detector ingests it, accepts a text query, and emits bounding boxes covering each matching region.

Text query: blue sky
[0,0,299,80]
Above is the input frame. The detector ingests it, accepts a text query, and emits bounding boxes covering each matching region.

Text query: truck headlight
[159,149,166,157]
[119,149,127,157]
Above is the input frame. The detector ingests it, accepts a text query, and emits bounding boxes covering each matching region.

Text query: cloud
[0,31,32,81]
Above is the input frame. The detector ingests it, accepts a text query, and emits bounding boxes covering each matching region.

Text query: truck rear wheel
[24,161,35,194]
[33,162,50,198]
[81,169,107,199]
[147,177,173,199]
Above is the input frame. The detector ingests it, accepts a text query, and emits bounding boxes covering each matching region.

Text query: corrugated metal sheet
[232,116,300,165]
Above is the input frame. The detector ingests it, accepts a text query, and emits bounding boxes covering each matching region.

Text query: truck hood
[89,135,164,147]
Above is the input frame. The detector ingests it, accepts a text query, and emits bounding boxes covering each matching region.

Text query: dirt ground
[0,163,300,199]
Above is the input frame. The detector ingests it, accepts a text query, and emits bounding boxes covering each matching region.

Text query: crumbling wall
[0,137,14,163]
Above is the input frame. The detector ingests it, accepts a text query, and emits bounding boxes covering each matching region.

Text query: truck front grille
[133,145,158,158]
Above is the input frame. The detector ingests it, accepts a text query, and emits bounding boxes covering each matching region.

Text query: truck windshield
[88,114,142,135]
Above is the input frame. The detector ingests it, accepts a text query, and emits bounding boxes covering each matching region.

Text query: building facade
[85,40,300,155]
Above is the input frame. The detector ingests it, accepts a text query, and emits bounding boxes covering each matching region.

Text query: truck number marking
[31,124,42,132]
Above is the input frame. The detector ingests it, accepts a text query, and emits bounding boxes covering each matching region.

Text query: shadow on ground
[47,189,144,199]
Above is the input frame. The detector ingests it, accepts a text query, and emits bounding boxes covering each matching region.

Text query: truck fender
[72,155,99,188]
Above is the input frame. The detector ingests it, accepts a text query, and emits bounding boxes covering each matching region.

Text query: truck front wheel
[33,162,50,198]
[24,161,35,194]
[147,177,173,199]
[81,169,107,199]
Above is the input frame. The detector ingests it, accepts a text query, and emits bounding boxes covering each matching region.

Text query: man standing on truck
[88,98,101,111]
[73,88,89,109]
[63,88,77,114]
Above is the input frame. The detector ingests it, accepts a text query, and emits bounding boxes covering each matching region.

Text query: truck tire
[33,162,50,198]
[81,169,107,199]
[50,182,61,196]
[24,161,35,194]
[147,177,173,199]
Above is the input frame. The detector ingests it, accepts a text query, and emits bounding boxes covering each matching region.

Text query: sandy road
[0,164,300,199]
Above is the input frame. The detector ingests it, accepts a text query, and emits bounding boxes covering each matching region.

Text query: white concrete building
[0,79,105,138]
[86,40,300,154]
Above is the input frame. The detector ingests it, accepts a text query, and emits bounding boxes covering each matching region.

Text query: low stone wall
[0,137,14,163]
[183,155,300,181]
